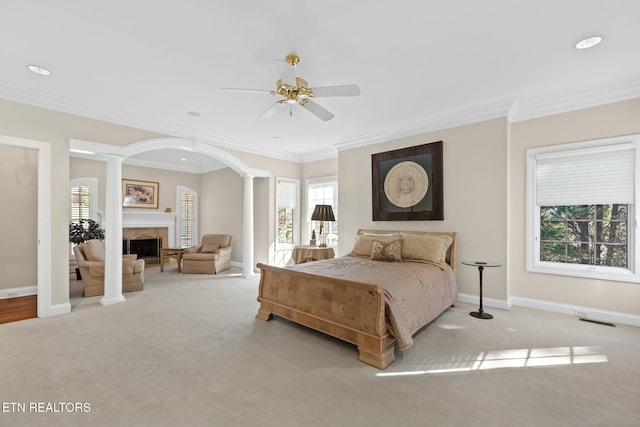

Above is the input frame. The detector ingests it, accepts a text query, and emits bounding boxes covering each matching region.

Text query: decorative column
[101,154,126,306]
[242,174,255,277]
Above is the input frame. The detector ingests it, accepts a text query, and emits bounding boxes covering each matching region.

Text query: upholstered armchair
[181,234,232,274]
[73,239,145,297]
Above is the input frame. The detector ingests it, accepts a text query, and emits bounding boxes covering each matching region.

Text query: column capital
[103,153,125,159]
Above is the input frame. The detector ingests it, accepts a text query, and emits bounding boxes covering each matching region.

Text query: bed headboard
[356,229,457,271]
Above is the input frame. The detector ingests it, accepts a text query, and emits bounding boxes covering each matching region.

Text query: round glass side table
[462,261,501,319]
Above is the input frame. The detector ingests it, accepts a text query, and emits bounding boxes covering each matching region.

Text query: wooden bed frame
[256,229,457,369]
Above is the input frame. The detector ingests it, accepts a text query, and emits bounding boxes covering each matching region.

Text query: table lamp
[311,204,335,247]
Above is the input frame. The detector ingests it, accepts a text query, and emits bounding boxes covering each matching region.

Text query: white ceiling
[2,0,640,167]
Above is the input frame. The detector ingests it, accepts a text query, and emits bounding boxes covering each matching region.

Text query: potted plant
[69,219,105,244]
[70,219,105,279]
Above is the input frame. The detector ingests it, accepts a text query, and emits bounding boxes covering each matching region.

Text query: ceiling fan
[221,54,360,121]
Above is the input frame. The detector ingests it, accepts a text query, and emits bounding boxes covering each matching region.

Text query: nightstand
[462,260,501,319]
[291,245,335,264]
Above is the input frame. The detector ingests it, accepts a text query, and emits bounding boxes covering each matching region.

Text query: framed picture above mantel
[371,141,443,221]
[122,179,159,209]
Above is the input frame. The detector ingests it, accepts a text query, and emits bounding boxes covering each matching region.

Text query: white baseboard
[457,292,640,327]
[45,302,71,317]
[457,293,511,310]
[509,296,640,328]
[0,286,37,299]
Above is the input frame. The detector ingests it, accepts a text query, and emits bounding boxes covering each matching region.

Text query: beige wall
[200,168,243,262]
[302,157,339,181]
[509,98,640,315]
[0,147,38,290]
[122,164,201,215]
[338,118,509,300]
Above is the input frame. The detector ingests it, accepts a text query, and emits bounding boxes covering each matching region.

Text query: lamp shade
[311,204,335,222]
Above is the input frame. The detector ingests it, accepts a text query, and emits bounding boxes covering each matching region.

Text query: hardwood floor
[0,295,37,324]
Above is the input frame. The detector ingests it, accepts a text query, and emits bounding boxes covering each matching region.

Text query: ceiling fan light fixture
[27,64,52,76]
[224,54,359,121]
[575,35,603,49]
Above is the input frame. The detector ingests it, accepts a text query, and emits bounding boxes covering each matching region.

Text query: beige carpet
[2,267,640,427]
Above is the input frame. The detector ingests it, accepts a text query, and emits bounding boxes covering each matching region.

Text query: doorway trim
[0,135,60,317]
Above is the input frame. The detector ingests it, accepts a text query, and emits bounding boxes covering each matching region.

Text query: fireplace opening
[123,237,162,263]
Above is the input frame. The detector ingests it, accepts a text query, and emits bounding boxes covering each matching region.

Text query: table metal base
[470,311,493,320]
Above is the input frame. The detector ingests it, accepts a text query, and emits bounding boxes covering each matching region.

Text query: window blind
[536,143,635,206]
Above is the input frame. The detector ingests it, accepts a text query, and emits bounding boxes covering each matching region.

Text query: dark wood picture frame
[122,179,159,209]
[371,141,443,221]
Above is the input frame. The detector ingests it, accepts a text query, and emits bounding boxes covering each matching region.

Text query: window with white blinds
[69,177,97,223]
[527,135,639,283]
[70,186,91,222]
[535,143,634,206]
[177,186,198,248]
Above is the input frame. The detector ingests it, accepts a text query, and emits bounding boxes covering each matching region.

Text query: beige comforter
[288,256,457,350]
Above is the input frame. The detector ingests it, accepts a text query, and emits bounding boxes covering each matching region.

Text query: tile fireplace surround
[98,211,177,248]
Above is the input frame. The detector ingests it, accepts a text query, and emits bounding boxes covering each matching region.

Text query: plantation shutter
[179,192,194,247]
[71,186,91,221]
[536,143,635,206]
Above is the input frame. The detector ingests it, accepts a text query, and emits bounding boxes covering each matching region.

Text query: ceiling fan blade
[260,102,284,119]
[311,84,360,97]
[301,100,335,121]
[220,88,272,94]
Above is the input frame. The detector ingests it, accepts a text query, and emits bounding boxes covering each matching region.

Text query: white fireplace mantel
[98,211,177,247]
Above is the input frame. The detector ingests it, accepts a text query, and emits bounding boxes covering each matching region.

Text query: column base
[100,295,126,306]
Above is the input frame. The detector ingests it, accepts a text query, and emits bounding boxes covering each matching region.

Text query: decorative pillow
[83,239,105,261]
[201,243,221,253]
[400,233,452,269]
[349,233,401,258]
[370,239,403,262]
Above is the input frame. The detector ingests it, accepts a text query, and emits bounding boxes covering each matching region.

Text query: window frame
[275,177,300,250]
[526,135,640,283]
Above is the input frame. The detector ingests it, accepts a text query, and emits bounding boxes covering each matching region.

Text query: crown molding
[301,147,338,163]
[511,79,640,122]
[0,80,303,163]
[120,157,226,175]
[4,78,640,163]
[332,99,515,152]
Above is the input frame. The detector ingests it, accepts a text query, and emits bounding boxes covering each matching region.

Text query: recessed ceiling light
[187,111,200,117]
[180,158,187,161]
[26,64,52,76]
[575,36,603,50]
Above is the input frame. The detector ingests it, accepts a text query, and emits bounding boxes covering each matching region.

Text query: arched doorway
[70,137,269,302]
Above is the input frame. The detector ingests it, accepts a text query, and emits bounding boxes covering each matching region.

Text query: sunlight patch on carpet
[375,346,607,377]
